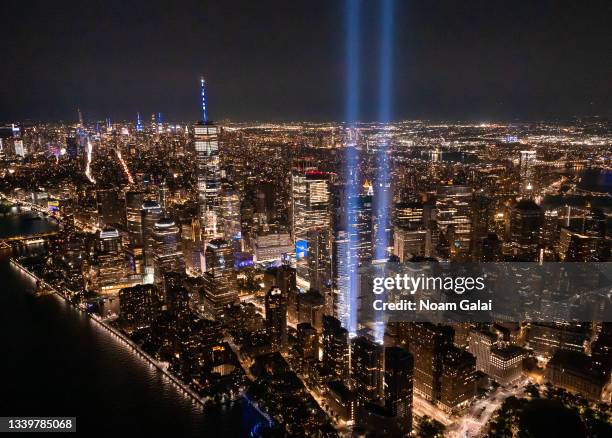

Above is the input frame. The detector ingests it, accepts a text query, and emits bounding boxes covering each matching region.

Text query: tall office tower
[348,192,373,265]
[401,323,454,402]
[541,209,560,259]
[384,346,414,436]
[193,78,221,238]
[119,284,161,332]
[218,190,242,249]
[265,286,287,350]
[436,185,472,261]
[351,336,384,405]
[296,322,319,362]
[437,346,477,414]
[558,228,596,261]
[202,238,237,318]
[96,189,124,227]
[507,199,542,261]
[135,112,143,132]
[95,228,126,295]
[141,200,163,277]
[395,201,424,230]
[66,131,79,159]
[125,191,145,273]
[471,191,494,257]
[393,228,429,262]
[291,170,331,285]
[151,217,184,284]
[323,315,350,379]
[176,204,202,273]
[519,150,537,195]
[468,329,497,374]
[306,227,332,293]
[14,139,26,157]
[297,290,326,331]
[585,208,610,261]
[158,182,169,210]
[275,265,299,323]
[332,230,351,328]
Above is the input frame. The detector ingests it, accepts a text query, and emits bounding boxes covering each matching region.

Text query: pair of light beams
[344,0,394,341]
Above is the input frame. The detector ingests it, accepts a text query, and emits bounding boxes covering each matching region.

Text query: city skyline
[1,1,611,437]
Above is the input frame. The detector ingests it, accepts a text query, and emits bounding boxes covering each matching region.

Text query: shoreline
[9,257,212,409]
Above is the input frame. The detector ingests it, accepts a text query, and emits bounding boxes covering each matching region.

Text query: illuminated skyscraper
[436,185,472,261]
[193,78,221,238]
[125,191,145,273]
[141,200,163,281]
[96,189,123,227]
[66,131,79,159]
[332,230,351,327]
[468,329,497,374]
[151,217,184,283]
[95,227,126,295]
[306,227,332,293]
[14,139,26,157]
[202,238,237,318]
[402,323,454,402]
[351,336,384,405]
[323,315,350,380]
[438,346,477,414]
[296,322,319,362]
[507,199,542,261]
[135,112,143,132]
[393,228,429,262]
[348,192,373,265]
[519,150,536,195]
[119,284,162,331]
[291,170,331,285]
[394,201,424,230]
[265,286,287,350]
[218,190,242,248]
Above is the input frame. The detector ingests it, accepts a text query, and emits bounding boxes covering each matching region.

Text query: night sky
[1,0,610,123]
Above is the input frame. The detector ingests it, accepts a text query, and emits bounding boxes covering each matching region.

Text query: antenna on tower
[136,112,143,132]
[200,76,207,123]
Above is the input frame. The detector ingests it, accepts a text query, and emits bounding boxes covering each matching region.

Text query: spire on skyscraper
[136,112,143,132]
[200,76,207,123]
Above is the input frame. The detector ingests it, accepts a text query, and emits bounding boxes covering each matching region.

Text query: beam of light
[374,0,394,261]
[373,0,394,344]
[85,139,96,184]
[344,0,361,336]
[115,148,134,184]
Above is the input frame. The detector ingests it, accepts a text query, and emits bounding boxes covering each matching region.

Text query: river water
[0,208,265,436]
